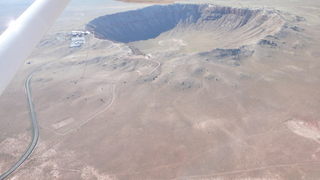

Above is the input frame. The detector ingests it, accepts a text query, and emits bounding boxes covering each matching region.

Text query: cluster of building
[69,31,90,48]
[71,31,90,37]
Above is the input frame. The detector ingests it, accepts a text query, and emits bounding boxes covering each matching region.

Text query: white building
[70,37,86,47]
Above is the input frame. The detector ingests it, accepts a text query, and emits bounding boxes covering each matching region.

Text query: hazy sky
[0,1,35,34]
[0,0,131,34]
[1,0,177,35]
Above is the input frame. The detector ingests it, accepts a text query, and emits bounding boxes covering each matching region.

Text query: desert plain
[1,0,320,179]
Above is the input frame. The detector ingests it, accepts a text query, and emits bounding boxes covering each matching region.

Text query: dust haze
[1,0,320,179]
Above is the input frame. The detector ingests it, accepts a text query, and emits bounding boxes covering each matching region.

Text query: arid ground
[1,0,320,179]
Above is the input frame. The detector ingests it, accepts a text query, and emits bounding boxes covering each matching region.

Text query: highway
[0,44,83,179]
[0,68,39,180]
[0,35,139,179]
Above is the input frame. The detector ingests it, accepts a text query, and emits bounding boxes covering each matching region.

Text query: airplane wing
[0,0,182,96]
[0,0,71,96]
[0,0,179,178]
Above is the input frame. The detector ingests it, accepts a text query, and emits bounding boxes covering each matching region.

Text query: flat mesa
[1,1,320,180]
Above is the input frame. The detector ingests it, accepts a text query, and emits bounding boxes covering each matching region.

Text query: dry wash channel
[86,4,284,53]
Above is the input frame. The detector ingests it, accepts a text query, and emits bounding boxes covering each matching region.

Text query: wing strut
[0,0,71,96]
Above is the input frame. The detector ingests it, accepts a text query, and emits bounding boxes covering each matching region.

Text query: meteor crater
[86,4,284,52]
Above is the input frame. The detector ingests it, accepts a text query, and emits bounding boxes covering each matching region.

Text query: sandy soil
[1,0,320,179]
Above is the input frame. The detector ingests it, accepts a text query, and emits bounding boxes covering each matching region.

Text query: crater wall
[86,4,201,43]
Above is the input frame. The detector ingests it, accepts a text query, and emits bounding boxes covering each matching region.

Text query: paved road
[0,70,39,180]
[0,44,84,179]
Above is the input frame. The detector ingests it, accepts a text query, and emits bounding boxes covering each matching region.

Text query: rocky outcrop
[198,46,254,66]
